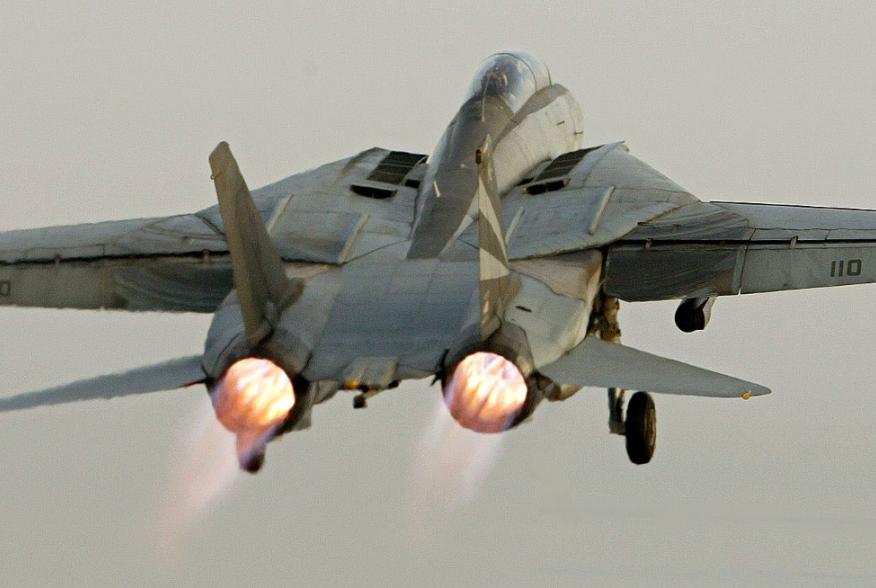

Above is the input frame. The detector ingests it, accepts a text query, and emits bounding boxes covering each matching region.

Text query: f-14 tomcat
[3,51,876,472]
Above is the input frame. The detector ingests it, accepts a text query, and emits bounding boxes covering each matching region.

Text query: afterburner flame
[443,352,527,433]
[210,358,295,468]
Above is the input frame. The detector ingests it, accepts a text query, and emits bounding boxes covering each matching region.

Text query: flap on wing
[722,204,876,293]
[0,214,230,264]
[621,202,754,242]
[539,337,770,398]
[714,202,876,241]
[607,201,876,300]
[0,355,206,413]
[622,201,876,244]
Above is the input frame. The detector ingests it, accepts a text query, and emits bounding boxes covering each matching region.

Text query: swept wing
[605,201,876,300]
[493,141,876,300]
[0,147,426,312]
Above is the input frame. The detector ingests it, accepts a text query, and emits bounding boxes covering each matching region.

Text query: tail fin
[477,149,516,339]
[209,142,295,346]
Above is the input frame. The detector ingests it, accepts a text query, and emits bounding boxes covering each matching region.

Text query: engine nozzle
[209,357,296,472]
[442,352,527,433]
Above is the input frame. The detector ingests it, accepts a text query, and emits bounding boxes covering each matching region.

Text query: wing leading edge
[539,337,770,398]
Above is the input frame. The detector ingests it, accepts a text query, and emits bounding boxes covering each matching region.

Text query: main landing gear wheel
[625,391,656,465]
[592,295,656,465]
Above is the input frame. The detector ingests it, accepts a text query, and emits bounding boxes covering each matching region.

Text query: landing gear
[592,295,656,464]
[608,387,657,465]
[608,387,625,435]
[624,391,656,465]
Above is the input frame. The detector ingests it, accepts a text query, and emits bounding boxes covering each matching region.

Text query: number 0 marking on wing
[830,259,863,277]
[0,280,9,296]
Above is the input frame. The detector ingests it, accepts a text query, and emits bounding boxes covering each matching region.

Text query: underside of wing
[605,201,876,300]
[539,337,770,398]
[0,356,206,413]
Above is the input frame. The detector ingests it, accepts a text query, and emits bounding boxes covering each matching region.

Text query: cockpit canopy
[465,51,552,113]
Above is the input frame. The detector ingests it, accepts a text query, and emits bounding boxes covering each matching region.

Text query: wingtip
[743,385,772,399]
[208,141,233,173]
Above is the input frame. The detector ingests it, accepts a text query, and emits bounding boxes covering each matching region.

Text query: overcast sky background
[2,2,876,586]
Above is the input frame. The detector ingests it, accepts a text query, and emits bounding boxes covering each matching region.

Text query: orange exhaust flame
[209,357,295,469]
[443,352,527,433]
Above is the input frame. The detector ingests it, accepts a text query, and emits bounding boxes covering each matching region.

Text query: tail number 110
[830,259,863,277]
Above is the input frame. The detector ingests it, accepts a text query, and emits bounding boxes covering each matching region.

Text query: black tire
[625,391,656,465]
[675,304,705,333]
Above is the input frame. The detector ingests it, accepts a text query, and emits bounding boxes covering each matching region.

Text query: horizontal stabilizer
[540,337,770,398]
[0,356,205,413]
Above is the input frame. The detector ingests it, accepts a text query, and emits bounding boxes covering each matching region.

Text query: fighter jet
[3,51,876,471]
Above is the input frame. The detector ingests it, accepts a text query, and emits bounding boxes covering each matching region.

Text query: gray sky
[2,2,876,586]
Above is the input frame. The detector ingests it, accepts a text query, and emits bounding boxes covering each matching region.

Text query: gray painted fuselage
[203,54,591,402]
[4,50,876,427]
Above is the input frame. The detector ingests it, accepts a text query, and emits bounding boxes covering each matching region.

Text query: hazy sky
[2,2,876,586]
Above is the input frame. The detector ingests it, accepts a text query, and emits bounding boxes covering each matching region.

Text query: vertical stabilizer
[209,142,295,346]
[477,147,517,339]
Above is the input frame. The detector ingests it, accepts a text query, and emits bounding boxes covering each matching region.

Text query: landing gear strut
[608,387,625,435]
[592,295,657,465]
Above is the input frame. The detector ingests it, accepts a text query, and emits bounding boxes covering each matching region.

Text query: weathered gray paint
[540,337,770,398]
[5,50,876,443]
[0,256,232,312]
[605,200,876,300]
